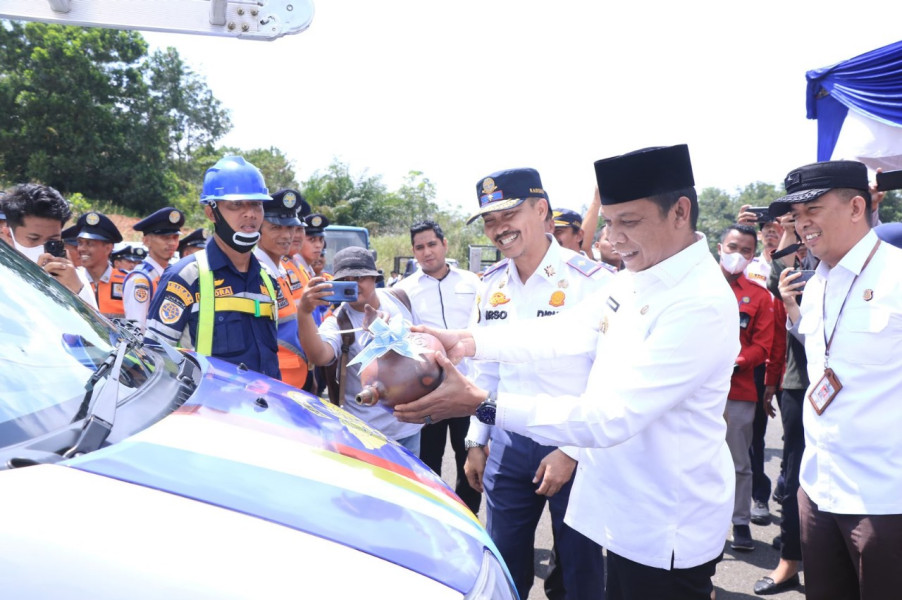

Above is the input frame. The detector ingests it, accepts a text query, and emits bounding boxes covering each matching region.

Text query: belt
[214,296,275,318]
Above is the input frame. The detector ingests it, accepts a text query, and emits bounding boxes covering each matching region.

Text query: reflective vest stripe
[194,250,278,356]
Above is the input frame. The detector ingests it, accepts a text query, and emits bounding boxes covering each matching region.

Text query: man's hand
[871,167,886,216]
[298,276,333,314]
[409,325,475,365]
[41,253,82,294]
[763,385,778,418]
[534,449,576,497]
[394,352,486,423]
[736,204,758,226]
[464,446,489,493]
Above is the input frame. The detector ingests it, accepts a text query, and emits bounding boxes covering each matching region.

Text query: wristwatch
[475,390,497,425]
[464,439,485,449]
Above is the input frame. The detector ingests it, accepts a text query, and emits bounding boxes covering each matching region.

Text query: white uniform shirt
[123,256,166,329]
[75,266,99,309]
[318,289,423,442]
[394,264,480,377]
[467,236,613,448]
[473,234,738,570]
[795,230,902,514]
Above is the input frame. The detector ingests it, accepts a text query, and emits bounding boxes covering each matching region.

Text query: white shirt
[123,256,166,329]
[795,229,902,514]
[318,289,423,442]
[467,236,613,448]
[473,234,738,570]
[75,266,99,309]
[744,254,771,289]
[394,263,480,376]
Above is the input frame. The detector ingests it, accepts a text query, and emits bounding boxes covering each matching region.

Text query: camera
[321,281,358,303]
[43,239,67,258]
[876,170,902,191]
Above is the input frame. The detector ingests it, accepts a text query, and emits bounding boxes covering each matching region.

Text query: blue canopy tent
[807,40,902,170]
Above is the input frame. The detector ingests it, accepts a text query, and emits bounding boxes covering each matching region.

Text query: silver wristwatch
[464,439,485,449]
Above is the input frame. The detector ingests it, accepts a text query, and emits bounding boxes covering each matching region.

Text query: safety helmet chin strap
[208,201,260,254]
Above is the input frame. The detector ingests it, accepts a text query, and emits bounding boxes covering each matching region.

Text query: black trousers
[778,388,805,560]
[750,363,771,505]
[418,416,481,514]
[605,551,720,600]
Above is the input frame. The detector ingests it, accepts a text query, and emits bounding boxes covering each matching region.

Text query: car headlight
[464,549,518,600]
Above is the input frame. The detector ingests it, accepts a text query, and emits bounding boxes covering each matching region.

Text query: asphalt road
[440,406,805,600]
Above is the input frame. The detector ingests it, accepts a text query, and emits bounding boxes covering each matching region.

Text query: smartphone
[321,281,358,303]
[789,269,816,284]
[747,206,772,223]
[43,239,67,258]
[876,170,902,191]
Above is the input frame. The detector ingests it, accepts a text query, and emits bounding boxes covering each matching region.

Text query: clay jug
[355,332,446,409]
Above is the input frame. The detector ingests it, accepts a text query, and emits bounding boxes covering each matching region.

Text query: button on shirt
[317,289,423,442]
[467,237,613,447]
[146,241,280,379]
[394,263,480,377]
[472,234,738,570]
[794,230,902,515]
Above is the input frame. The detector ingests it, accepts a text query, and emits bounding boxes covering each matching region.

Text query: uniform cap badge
[85,212,100,226]
[481,178,497,195]
[169,210,181,224]
[283,192,297,208]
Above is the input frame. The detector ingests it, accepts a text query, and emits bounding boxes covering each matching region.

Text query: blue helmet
[200,156,271,203]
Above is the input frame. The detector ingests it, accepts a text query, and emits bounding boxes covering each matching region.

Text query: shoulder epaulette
[566,255,610,277]
[481,258,509,279]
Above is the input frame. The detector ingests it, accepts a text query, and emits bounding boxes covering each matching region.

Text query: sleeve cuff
[559,446,579,460]
[466,417,491,445]
[472,328,503,361]
[494,392,531,434]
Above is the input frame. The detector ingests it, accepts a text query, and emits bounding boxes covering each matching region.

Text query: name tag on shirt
[809,368,842,415]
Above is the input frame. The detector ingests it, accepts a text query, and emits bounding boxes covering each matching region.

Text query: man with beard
[145,156,283,379]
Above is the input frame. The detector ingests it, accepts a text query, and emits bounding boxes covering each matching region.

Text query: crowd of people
[1,147,900,600]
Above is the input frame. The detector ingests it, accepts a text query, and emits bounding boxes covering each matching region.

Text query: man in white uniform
[123,207,184,329]
[396,145,738,600]
[770,160,902,600]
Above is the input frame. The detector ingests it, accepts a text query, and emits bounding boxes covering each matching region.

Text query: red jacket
[728,274,774,402]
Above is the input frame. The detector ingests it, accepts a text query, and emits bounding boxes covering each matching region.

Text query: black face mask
[210,204,260,254]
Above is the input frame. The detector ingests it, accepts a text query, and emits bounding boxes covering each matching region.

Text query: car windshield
[0,242,154,448]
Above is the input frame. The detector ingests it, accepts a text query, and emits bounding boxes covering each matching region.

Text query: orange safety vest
[281,257,309,301]
[272,266,308,389]
[93,269,127,318]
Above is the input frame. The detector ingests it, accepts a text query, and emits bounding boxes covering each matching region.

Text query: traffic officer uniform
[76,211,128,319]
[297,213,329,279]
[145,156,281,379]
[466,169,613,600]
[123,207,185,328]
[254,189,310,389]
[178,228,207,257]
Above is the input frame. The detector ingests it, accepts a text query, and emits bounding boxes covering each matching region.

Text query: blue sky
[145,0,901,216]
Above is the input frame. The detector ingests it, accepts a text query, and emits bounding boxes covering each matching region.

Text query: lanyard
[822,240,881,367]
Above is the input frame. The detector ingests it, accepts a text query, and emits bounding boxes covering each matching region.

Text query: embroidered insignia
[544,265,556,277]
[311,215,323,227]
[214,286,234,297]
[600,315,609,334]
[260,284,270,295]
[215,279,225,286]
[640,304,649,315]
[481,178,497,195]
[558,279,569,289]
[283,192,297,208]
[606,296,620,312]
[85,212,100,226]
[567,255,603,277]
[489,291,511,307]
[159,300,183,324]
[169,210,181,224]
[166,281,194,305]
[134,286,149,303]
[741,296,751,304]
[549,291,565,307]
[111,283,124,299]
[863,289,874,301]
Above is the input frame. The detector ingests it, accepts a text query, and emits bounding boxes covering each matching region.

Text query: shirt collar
[205,237,261,276]
[632,233,712,293]
[253,247,282,275]
[820,229,880,278]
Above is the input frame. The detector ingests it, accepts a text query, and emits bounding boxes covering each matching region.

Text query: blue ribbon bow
[347,316,425,372]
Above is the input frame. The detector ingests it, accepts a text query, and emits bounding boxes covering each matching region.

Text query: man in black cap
[123,206,184,329]
[397,145,739,600]
[552,208,587,254]
[74,211,127,318]
[769,160,902,600]
[299,213,329,279]
[111,245,144,272]
[178,228,207,258]
[298,246,423,452]
[459,167,610,600]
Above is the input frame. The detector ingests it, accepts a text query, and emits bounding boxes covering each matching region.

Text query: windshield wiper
[64,328,141,458]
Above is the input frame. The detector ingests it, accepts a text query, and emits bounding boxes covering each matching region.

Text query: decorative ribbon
[347,316,425,372]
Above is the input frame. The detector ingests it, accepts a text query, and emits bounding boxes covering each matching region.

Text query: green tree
[302,160,393,232]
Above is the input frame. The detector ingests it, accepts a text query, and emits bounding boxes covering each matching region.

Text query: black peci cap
[768,161,869,218]
[595,144,694,205]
